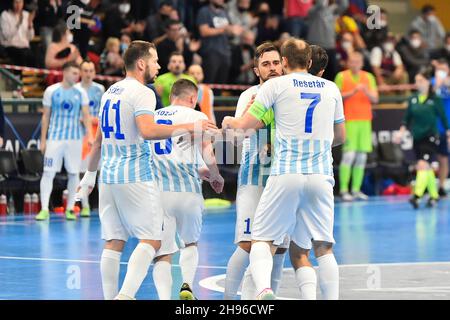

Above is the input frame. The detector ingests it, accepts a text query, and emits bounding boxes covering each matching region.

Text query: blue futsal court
[0,196,449,300]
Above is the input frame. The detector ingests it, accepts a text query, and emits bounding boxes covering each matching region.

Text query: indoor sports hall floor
[0,195,449,300]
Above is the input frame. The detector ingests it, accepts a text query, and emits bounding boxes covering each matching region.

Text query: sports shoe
[80,207,90,217]
[352,191,369,201]
[256,288,275,300]
[114,293,135,300]
[426,198,438,208]
[35,209,49,221]
[409,195,420,210]
[65,210,77,220]
[340,192,354,202]
[438,187,447,197]
[179,283,196,300]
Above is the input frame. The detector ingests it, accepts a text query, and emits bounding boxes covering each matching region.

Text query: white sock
[179,245,198,288]
[224,246,249,300]
[100,249,122,300]
[249,242,273,294]
[118,242,156,299]
[66,173,80,210]
[39,171,55,211]
[317,254,339,300]
[271,252,286,295]
[295,267,317,300]
[153,260,172,300]
[241,268,257,300]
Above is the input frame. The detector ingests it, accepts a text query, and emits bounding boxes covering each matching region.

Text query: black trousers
[201,51,231,85]
[5,47,36,67]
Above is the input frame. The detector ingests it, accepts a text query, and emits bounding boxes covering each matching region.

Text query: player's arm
[201,140,224,194]
[222,100,268,131]
[136,114,217,140]
[363,74,379,104]
[333,122,346,147]
[333,89,346,147]
[81,104,93,143]
[76,128,102,198]
[40,107,50,154]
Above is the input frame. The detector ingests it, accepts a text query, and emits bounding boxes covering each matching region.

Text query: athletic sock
[39,171,55,211]
[295,266,317,300]
[351,166,365,193]
[241,268,257,300]
[414,170,429,197]
[153,260,172,300]
[271,252,286,295]
[317,254,339,300]
[427,170,439,199]
[224,246,249,300]
[249,242,273,294]
[118,243,156,299]
[66,173,80,210]
[100,249,122,300]
[339,164,351,193]
[179,245,199,288]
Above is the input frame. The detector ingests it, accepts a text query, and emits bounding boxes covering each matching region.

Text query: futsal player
[222,38,346,300]
[77,41,217,300]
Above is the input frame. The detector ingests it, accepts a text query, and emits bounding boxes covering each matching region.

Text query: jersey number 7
[301,93,321,133]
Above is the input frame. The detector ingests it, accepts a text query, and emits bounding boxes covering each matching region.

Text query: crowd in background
[0,0,450,87]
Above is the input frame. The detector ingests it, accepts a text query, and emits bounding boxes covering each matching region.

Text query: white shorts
[157,192,204,257]
[235,184,290,248]
[99,181,163,242]
[252,174,335,250]
[43,140,82,174]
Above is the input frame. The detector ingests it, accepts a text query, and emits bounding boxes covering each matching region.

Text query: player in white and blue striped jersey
[151,79,224,300]
[36,61,93,221]
[76,41,218,300]
[222,39,346,300]
[76,60,106,217]
[224,42,289,301]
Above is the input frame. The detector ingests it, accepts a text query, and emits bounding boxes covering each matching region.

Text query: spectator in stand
[227,0,256,45]
[0,0,36,66]
[307,0,349,81]
[36,0,63,50]
[154,52,196,107]
[156,19,200,74]
[0,95,4,148]
[361,7,388,50]
[45,23,82,70]
[432,59,450,197]
[283,0,312,39]
[188,64,216,123]
[397,29,430,84]
[68,0,96,59]
[144,0,174,42]
[431,33,450,67]
[255,3,281,45]
[409,4,445,53]
[229,30,256,85]
[119,32,132,54]
[335,11,366,50]
[370,34,408,93]
[336,31,369,72]
[197,0,242,85]
[99,37,125,76]
[103,0,141,40]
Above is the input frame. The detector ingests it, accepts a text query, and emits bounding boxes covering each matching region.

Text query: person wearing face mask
[370,34,408,94]
[432,59,450,197]
[45,22,82,71]
[144,0,174,42]
[103,0,133,40]
[409,5,445,53]
[397,29,430,84]
[395,68,450,209]
[361,7,389,50]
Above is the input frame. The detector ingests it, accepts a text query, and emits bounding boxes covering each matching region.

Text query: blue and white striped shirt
[99,77,157,184]
[75,82,105,117]
[43,83,89,141]
[152,106,207,193]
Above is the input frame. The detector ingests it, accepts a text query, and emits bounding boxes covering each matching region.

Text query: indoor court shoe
[80,207,90,217]
[179,283,197,300]
[35,209,49,221]
[257,288,275,300]
[352,191,369,201]
[340,192,354,202]
[65,210,77,220]
[409,196,420,209]
[426,198,438,208]
[438,187,447,197]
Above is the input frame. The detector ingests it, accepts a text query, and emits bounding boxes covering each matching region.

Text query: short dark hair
[254,42,281,67]
[123,41,156,71]
[52,23,68,43]
[170,79,198,99]
[280,38,311,69]
[421,4,435,14]
[160,0,173,8]
[80,60,94,68]
[309,45,328,76]
[62,61,80,71]
[169,51,183,60]
[165,19,181,29]
[409,29,421,37]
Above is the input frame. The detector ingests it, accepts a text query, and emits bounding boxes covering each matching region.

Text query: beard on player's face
[144,63,155,83]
